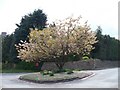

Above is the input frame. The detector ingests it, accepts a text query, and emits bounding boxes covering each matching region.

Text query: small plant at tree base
[42,70,49,75]
[82,56,90,61]
[49,71,54,76]
[66,70,74,74]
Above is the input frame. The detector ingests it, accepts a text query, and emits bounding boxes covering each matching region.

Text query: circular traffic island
[19,71,94,83]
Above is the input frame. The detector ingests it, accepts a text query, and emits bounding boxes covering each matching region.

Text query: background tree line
[2,9,119,70]
[91,26,120,61]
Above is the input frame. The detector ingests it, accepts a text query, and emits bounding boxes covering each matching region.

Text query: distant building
[1,32,7,37]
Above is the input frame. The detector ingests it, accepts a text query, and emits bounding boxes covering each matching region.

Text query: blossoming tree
[15,16,98,70]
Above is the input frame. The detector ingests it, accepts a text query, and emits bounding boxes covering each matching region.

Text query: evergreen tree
[9,9,47,63]
[2,34,14,62]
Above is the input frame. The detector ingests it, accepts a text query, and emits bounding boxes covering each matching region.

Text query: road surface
[1,68,119,88]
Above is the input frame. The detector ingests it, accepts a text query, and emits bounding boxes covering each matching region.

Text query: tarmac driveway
[1,68,119,88]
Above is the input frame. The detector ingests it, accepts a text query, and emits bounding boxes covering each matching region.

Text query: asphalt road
[1,68,119,88]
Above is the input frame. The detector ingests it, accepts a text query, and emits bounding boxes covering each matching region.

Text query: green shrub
[66,70,73,74]
[49,71,54,76]
[41,70,55,76]
[82,56,89,61]
[49,73,54,76]
[42,70,49,75]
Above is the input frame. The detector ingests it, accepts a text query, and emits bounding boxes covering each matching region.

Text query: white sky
[0,0,119,38]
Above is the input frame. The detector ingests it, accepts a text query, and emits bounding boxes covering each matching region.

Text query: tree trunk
[55,55,66,70]
[55,62,65,70]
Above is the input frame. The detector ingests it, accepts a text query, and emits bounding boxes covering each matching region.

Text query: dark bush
[2,63,13,69]
[15,61,36,70]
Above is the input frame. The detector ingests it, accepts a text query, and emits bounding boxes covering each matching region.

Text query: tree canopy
[16,16,97,69]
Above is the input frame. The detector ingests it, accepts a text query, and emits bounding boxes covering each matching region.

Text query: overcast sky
[0,0,119,38]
